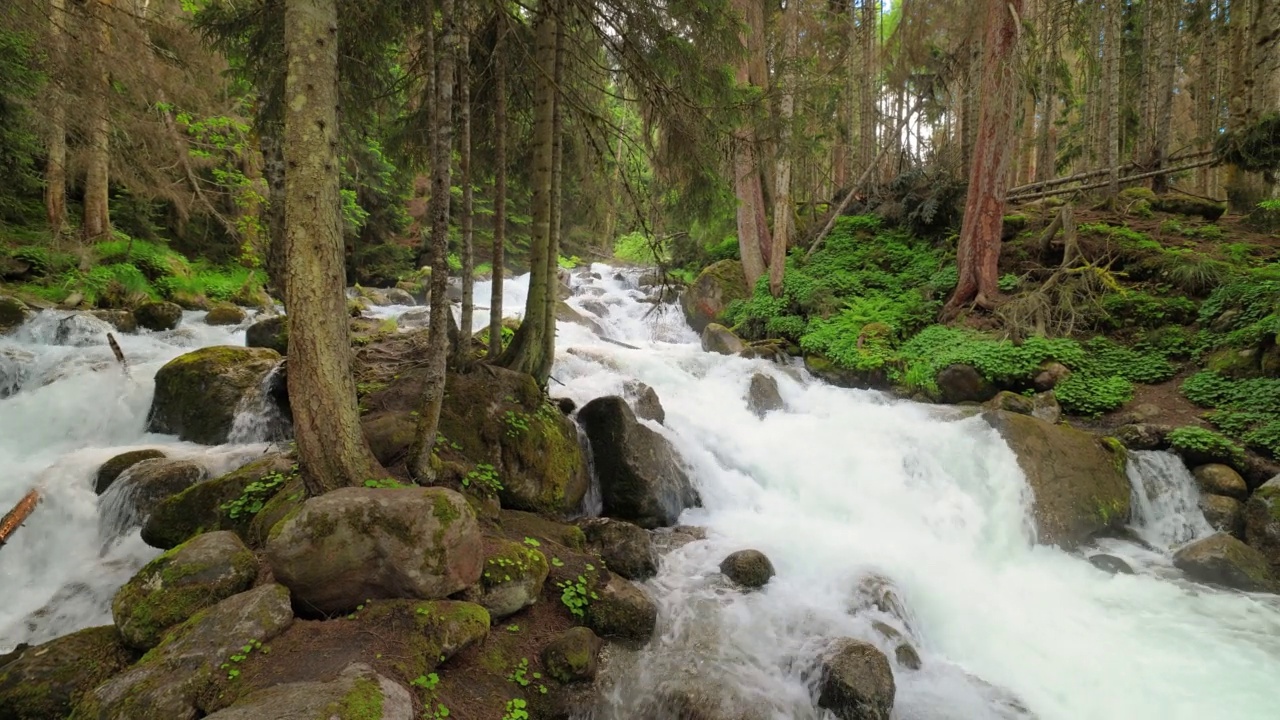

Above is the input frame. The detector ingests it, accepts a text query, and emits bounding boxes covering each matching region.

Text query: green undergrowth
[1181,371,1280,457]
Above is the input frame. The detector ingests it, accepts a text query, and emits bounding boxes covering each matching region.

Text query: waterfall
[227,361,292,444]
[1125,450,1215,550]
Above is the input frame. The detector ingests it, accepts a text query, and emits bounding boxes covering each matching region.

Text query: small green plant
[502,698,529,720]
[219,638,269,680]
[997,273,1020,292]
[462,463,503,494]
[550,557,564,568]
[411,673,440,691]
[1167,426,1245,464]
[507,624,520,632]
[363,477,408,489]
[425,703,451,719]
[557,565,598,618]
[522,537,541,547]
[507,657,542,687]
[557,255,581,269]
[503,410,531,437]
[221,465,296,519]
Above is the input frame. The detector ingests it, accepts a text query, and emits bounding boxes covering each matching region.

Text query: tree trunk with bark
[1034,1,1058,183]
[541,7,567,378]
[488,17,508,361]
[944,0,1025,315]
[1104,0,1121,200]
[730,0,769,290]
[45,0,67,241]
[83,0,114,240]
[455,29,475,369]
[282,0,385,495]
[770,0,799,298]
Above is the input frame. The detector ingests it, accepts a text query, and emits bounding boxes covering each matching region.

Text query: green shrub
[1154,250,1233,295]
[1101,291,1196,329]
[613,232,666,264]
[1054,373,1133,416]
[94,236,190,280]
[1167,426,1245,464]
[1180,371,1280,457]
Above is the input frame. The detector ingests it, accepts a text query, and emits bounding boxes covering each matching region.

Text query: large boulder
[578,396,698,528]
[360,411,418,467]
[75,584,294,720]
[625,381,665,424]
[203,303,246,326]
[147,346,283,444]
[142,454,296,549]
[579,517,658,581]
[746,373,785,417]
[1200,494,1245,538]
[541,627,604,684]
[0,295,30,334]
[95,449,166,495]
[936,364,997,404]
[1194,464,1248,501]
[719,549,775,589]
[201,662,413,720]
[1244,476,1280,571]
[585,574,657,641]
[134,301,184,331]
[476,538,549,619]
[53,312,113,346]
[90,309,138,334]
[985,410,1131,549]
[245,315,288,355]
[265,487,483,614]
[818,638,896,720]
[804,354,889,391]
[1172,533,1277,592]
[104,458,208,529]
[983,390,1060,424]
[0,627,135,719]
[112,531,258,650]
[0,347,32,398]
[681,260,749,333]
[701,323,746,355]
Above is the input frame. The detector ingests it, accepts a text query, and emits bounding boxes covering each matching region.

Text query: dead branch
[0,489,41,549]
[107,332,129,376]
[1006,150,1214,196]
[1007,158,1218,202]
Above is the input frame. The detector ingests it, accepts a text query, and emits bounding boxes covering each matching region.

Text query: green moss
[432,493,462,527]
[0,627,135,719]
[334,677,383,720]
[1255,484,1280,523]
[1101,437,1128,475]
[482,542,548,590]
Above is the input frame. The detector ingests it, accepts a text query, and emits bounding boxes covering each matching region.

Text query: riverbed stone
[1200,494,1245,538]
[1087,554,1134,575]
[1193,464,1248,501]
[203,303,246,326]
[111,458,209,523]
[0,626,135,719]
[541,627,604,684]
[747,373,785,417]
[476,538,549,619]
[245,315,288,355]
[719,549,776,589]
[1115,423,1173,451]
[96,449,167,495]
[1032,361,1071,391]
[201,662,413,720]
[701,323,745,355]
[625,381,665,424]
[1244,476,1280,571]
[134,301,183,331]
[983,390,1060,424]
[266,487,483,614]
[142,453,296,549]
[0,295,30,334]
[936,364,997,404]
[681,260,748,333]
[89,309,138,334]
[579,517,658,581]
[585,575,657,641]
[147,346,283,444]
[1172,532,1277,592]
[818,638,896,720]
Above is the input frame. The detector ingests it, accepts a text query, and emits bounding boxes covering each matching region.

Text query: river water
[3,268,1280,719]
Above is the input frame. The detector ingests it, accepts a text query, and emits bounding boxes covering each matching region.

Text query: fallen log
[1007,157,1218,202]
[0,489,41,549]
[108,332,129,376]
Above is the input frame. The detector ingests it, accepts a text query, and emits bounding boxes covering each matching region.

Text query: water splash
[1126,450,1215,550]
[228,361,292,444]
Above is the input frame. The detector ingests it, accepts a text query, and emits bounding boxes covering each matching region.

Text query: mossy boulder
[1172,533,1277,592]
[1115,423,1173,451]
[1150,193,1226,221]
[357,600,490,680]
[147,346,283,444]
[0,295,31,334]
[96,449,166,495]
[1200,494,1245,538]
[113,531,258,651]
[74,584,294,720]
[89,309,138,334]
[719,549,776,589]
[541,627,603,684]
[245,315,288,355]
[203,304,247,326]
[201,662,413,720]
[681,260,748,333]
[818,638,896,720]
[579,517,658,581]
[804,354,889,391]
[1244,476,1280,571]
[360,411,418,467]
[983,390,1060,424]
[499,509,587,551]
[747,373,785,418]
[936,364,997,404]
[142,454,295,549]
[0,627,135,719]
[265,487,483,614]
[701,323,745,355]
[134,301,183,331]
[477,538,550,619]
[105,458,208,528]
[578,396,699,528]
[246,478,305,548]
[1204,347,1264,379]
[1193,464,1248,501]
[584,575,657,642]
[985,410,1131,549]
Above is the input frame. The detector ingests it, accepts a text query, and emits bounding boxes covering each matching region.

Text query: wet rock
[245,315,287,354]
[0,295,30,334]
[985,410,1131,549]
[357,287,416,306]
[266,487,483,614]
[936,364,997,404]
[579,298,609,317]
[579,517,658,581]
[54,312,114,346]
[850,575,910,626]
[142,453,295,549]
[1031,361,1071,392]
[203,303,246,326]
[111,458,209,523]
[147,346,283,444]
[1244,476,1280,571]
[246,478,305,548]
[1172,533,1277,592]
[541,627,604,684]
[719,549,775,589]
[739,340,789,364]
[983,390,1060,424]
[745,373,785,418]
[681,260,748,333]
[113,531,258,650]
[625,381,666,424]
[0,626,135,719]
[134,301,184,331]
[476,538,549,619]
[397,306,432,330]
[818,638,896,720]
[701,323,746,355]
[578,396,699,528]
[1200,494,1245,538]
[75,584,294,720]
[871,622,922,670]
[96,449,167,495]
[0,347,33,398]
[202,662,413,720]
[384,288,416,306]
[1193,464,1248,501]
[1115,423,1172,451]
[90,309,138,334]
[1087,554,1134,575]
[555,397,577,415]
[585,575,657,641]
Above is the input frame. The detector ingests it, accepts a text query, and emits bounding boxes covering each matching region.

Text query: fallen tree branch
[1007,157,1218,202]
[0,489,41,549]
[107,332,129,376]
[1006,149,1214,196]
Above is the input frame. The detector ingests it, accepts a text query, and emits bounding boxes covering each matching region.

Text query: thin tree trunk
[410,0,459,481]
[83,0,113,241]
[1034,2,1058,184]
[455,29,475,369]
[282,0,384,495]
[488,18,507,361]
[541,6,567,380]
[1104,0,1121,200]
[944,0,1025,315]
[260,121,288,300]
[770,0,798,298]
[859,0,878,173]
[1149,0,1178,193]
[45,0,67,240]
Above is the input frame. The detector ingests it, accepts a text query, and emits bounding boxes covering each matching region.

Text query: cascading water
[0,309,277,650]
[1125,449,1215,551]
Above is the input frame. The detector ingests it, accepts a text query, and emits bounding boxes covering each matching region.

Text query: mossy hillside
[1181,371,1280,459]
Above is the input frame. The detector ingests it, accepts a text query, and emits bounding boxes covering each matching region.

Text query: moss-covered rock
[579,517,657,581]
[936,364,998,404]
[360,411,418,467]
[112,531,258,651]
[681,260,748,333]
[1115,423,1173,451]
[147,346,283,444]
[499,509,587,551]
[477,538,550,619]
[985,410,1131,549]
[0,627,135,719]
[134,301,183,331]
[142,454,295,549]
[983,390,1060,424]
[203,304,247,326]
[804,353,889,391]
[107,458,208,525]
[818,638,896,720]
[1172,532,1277,593]
[89,309,138,334]
[1150,193,1226,221]
[265,487,483,614]
[719,549,775,589]
[1204,347,1263,379]
[96,449,166,495]
[578,396,698,528]
[246,478,305,548]
[1192,464,1248,501]
[74,584,294,720]
[701,323,745,355]
[1200,494,1245,538]
[0,295,31,334]
[541,627,603,684]
[245,315,287,355]
[585,575,657,642]
[1244,476,1280,572]
[354,600,490,681]
[201,662,414,720]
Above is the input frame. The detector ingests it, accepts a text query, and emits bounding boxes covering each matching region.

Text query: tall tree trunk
[261,120,288,300]
[496,0,556,382]
[542,6,567,380]
[770,0,799,298]
[83,0,113,240]
[1034,1,1058,183]
[1148,0,1178,193]
[410,0,459,481]
[731,0,769,289]
[1226,0,1279,210]
[45,0,67,240]
[1104,0,1121,200]
[488,18,508,361]
[282,0,384,495]
[944,0,1025,315]
[858,1,878,173]
[455,29,475,369]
